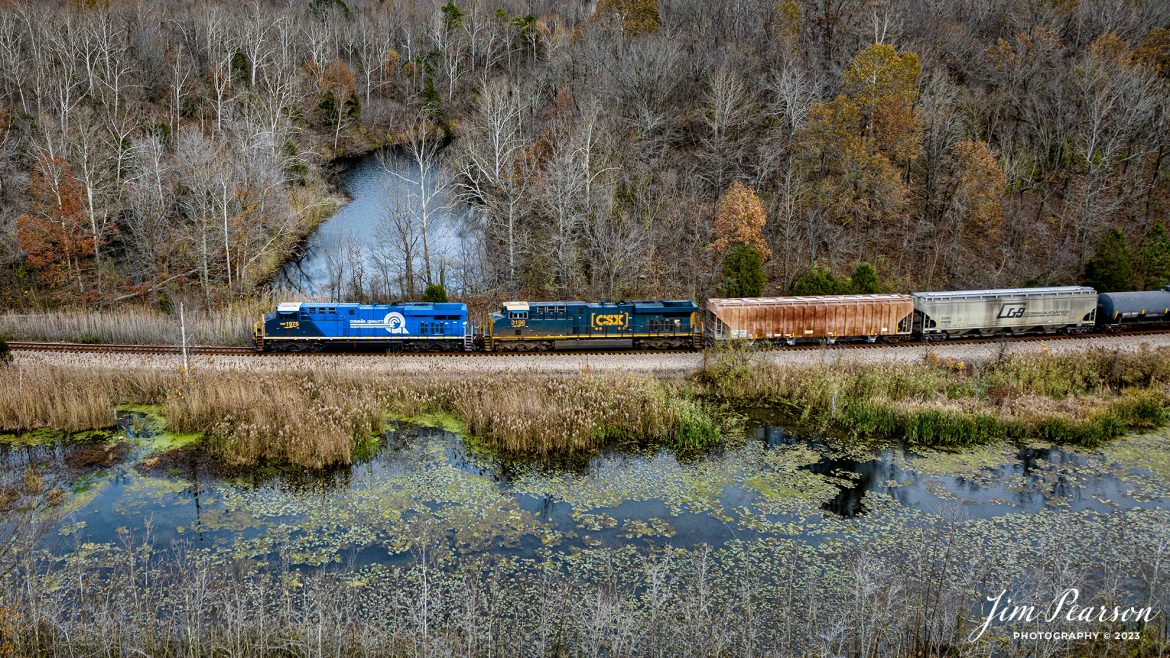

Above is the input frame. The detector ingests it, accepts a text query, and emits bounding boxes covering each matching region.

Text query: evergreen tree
[422,283,448,303]
[1083,228,1135,292]
[720,244,766,297]
[1137,222,1170,289]
[791,266,847,295]
[850,263,881,293]
[440,1,464,29]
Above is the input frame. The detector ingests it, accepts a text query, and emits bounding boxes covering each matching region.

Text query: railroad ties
[7,328,1170,357]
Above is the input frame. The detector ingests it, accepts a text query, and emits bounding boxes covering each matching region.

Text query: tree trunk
[222,182,232,290]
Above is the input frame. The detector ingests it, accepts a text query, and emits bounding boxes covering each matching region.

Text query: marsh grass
[0,301,266,346]
[701,348,1170,448]
[0,367,724,468]
[452,376,721,456]
[0,367,172,432]
[164,373,386,470]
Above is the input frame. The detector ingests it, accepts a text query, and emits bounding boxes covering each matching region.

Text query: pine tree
[1083,228,1135,292]
[422,283,448,303]
[1137,223,1170,289]
[720,244,766,297]
[850,263,881,293]
[791,266,847,295]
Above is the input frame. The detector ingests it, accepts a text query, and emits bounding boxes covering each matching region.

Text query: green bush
[1083,227,1134,292]
[791,266,847,295]
[422,283,448,303]
[720,244,765,297]
[850,263,881,293]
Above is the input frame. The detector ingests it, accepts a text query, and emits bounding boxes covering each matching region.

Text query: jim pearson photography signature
[969,589,1158,642]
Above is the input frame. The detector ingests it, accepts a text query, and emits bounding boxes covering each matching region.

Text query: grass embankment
[701,345,1170,448]
[0,302,265,346]
[0,367,722,469]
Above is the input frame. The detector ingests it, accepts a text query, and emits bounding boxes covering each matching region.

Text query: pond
[276,150,476,299]
[9,411,1170,569]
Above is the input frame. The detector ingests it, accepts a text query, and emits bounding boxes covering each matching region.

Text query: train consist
[253,285,1170,352]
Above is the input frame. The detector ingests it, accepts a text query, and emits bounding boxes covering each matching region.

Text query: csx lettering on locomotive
[591,313,629,331]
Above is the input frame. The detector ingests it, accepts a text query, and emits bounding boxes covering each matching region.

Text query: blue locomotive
[254,302,472,352]
[484,300,701,351]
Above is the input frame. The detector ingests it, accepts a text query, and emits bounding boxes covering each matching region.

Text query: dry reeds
[700,348,1170,447]
[164,373,385,470]
[0,302,265,346]
[0,365,723,468]
[453,376,720,456]
[0,366,172,431]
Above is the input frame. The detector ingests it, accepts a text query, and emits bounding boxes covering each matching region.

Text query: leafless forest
[1,0,1169,310]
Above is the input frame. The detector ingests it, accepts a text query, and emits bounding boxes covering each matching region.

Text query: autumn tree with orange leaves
[320,59,360,153]
[711,181,771,259]
[796,44,921,262]
[17,156,95,296]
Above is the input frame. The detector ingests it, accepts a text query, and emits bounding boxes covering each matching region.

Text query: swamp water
[6,410,1170,568]
[276,150,474,297]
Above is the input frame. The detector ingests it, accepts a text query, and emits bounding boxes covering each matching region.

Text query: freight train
[253,285,1170,352]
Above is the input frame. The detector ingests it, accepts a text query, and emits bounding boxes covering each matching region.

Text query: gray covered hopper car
[912,286,1097,338]
[1097,286,1170,325]
[705,294,914,344]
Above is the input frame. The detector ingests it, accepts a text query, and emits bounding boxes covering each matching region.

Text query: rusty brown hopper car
[705,295,915,344]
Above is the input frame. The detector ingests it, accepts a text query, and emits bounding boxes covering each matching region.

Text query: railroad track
[7,328,1170,357]
[6,341,256,356]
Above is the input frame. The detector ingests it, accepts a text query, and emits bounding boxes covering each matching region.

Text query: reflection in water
[277,150,477,299]
[801,455,889,518]
[2,414,1164,570]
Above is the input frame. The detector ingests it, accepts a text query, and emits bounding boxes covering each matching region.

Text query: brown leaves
[16,155,95,292]
[711,181,771,259]
[320,59,356,99]
[791,43,928,243]
[952,139,1006,243]
[595,0,660,36]
[842,43,922,166]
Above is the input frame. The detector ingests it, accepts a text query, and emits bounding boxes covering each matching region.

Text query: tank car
[484,300,701,351]
[1097,286,1170,327]
[254,301,473,352]
[704,294,914,345]
[911,287,1097,339]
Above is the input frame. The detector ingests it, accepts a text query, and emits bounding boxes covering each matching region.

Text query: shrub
[720,244,766,297]
[422,283,448,303]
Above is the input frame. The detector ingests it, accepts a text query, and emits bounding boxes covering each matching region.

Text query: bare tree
[373,194,421,300]
[699,67,753,196]
[454,77,536,289]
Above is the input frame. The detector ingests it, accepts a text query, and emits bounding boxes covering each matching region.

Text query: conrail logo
[350,311,409,334]
[591,312,629,331]
[997,303,1027,319]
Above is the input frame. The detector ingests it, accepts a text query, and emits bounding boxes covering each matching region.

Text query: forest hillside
[1,0,1169,309]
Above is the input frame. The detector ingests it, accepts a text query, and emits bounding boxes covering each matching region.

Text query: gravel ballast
[11,333,1170,376]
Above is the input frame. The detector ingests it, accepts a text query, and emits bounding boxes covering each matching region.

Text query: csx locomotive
[253,285,1170,352]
